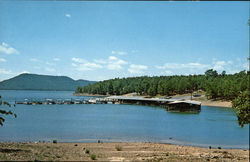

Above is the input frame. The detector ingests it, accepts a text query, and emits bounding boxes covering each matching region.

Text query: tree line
[75,69,249,127]
[76,69,248,101]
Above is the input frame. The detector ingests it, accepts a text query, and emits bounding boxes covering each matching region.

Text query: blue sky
[0,1,249,81]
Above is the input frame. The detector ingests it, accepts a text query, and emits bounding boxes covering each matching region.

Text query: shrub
[115,145,122,151]
[218,146,221,149]
[90,154,96,160]
[52,140,57,144]
[85,149,90,154]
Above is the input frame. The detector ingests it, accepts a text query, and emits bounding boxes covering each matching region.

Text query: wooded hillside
[76,69,248,101]
[0,73,96,91]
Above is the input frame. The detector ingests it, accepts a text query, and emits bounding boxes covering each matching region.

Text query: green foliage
[205,69,218,77]
[52,140,57,144]
[90,154,96,160]
[0,96,16,126]
[77,69,250,127]
[85,149,90,154]
[76,70,248,102]
[232,90,250,127]
[115,145,122,151]
[0,73,95,91]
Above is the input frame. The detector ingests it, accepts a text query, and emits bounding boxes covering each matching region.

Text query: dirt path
[0,142,248,161]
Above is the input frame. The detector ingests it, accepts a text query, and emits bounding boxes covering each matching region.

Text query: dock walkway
[15,96,201,112]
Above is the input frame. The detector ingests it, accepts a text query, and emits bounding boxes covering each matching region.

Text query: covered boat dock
[105,96,201,112]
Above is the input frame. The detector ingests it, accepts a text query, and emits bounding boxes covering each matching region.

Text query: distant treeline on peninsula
[76,69,248,101]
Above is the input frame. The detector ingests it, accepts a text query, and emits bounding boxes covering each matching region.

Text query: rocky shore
[0,142,248,161]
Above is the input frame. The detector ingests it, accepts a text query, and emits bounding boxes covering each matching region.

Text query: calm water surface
[0,90,249,149]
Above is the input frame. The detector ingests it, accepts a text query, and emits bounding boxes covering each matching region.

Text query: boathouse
[166,100,201,112]
[106,96,201,112]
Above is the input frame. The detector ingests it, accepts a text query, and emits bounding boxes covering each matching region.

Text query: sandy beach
[199,100,232,107]
[170,93,232,108]
[0,142,248,161]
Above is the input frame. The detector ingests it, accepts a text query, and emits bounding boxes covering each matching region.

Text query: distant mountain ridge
[0,73,96,91]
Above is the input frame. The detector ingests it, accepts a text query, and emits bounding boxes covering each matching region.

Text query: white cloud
[94,56,128,70]
[155,62,210,70]
[107,56,128,70]
[72,57,87,63]
[77,62,103,71]
[155,60,243,75]
[72,56,127,71]
[0,42,19,55]
[53,58,60,61]
[165,70,173,75]
[45,67,56,72]
[212,60,232,71]
[242,62,249,70]
[128,64,148,74]
[72,57,103,71]
[227,69,241,74]
[94,59,107,64]
[0,58,6,62]
[65,14,71,18]
[111,50,127,55]
[0,68,12,74]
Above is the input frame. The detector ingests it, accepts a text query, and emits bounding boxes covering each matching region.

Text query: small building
[166,100,201,113]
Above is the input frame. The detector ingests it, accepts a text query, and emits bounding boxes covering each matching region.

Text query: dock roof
[167,100,201,105]
[107,96,176,102]
[106,96,201,105]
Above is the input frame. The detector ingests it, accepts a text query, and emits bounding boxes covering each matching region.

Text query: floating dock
[15,96,201,112]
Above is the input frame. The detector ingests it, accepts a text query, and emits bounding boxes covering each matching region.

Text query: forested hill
[76,69,248,101]
[0,73,96,91]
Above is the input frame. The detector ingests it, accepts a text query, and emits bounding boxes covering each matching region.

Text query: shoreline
[0,142,248,161]
[74,93,232,108]
[199,100,232,108]
[73,93,109,97]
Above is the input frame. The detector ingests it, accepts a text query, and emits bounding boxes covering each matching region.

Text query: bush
[52,140,57,144]
[232,90,250,127]
[90,154,96,160]
[115,145,122,151]
[85,149,90,154]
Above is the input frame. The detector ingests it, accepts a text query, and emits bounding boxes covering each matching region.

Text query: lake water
[0,90,249,149]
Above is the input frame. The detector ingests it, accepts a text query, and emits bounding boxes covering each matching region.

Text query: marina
[0,90,248,149]
[15,96,201,112]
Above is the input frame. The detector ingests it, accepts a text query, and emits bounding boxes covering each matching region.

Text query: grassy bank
[0,142,248,161]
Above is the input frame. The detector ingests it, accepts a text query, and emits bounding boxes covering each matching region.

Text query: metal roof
[107,96,176,102]
[168,100,201,105]
[106,96,201,105]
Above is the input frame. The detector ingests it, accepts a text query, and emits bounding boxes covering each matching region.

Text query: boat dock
[104,96,201,112]
[15,98,93,105]
[15,96,201,112]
